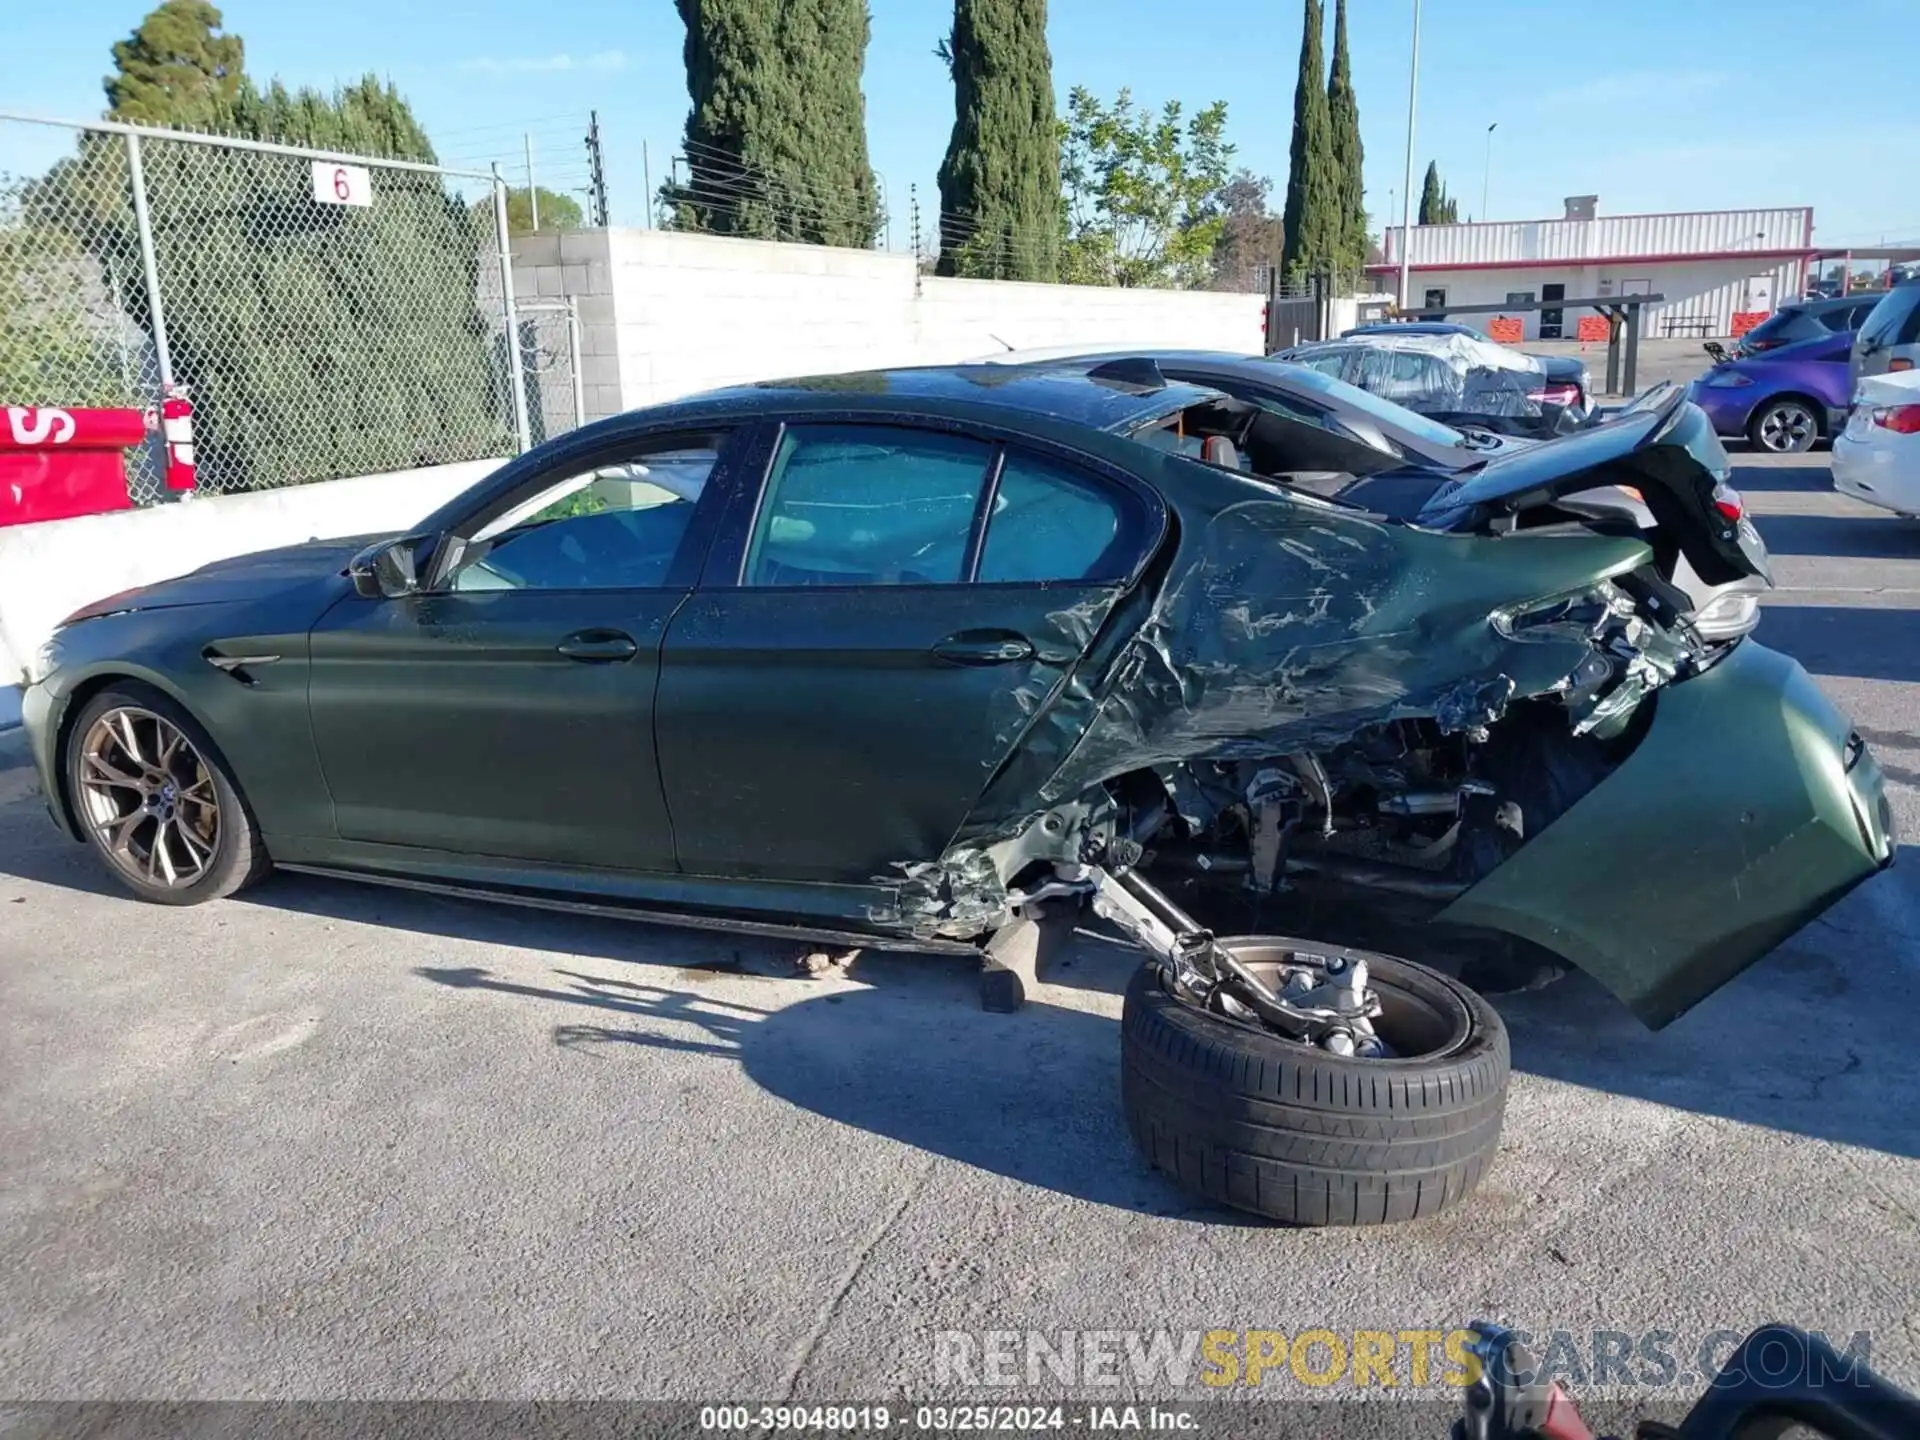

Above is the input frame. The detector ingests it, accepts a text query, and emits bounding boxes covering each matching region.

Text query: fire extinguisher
[160,387,196,493]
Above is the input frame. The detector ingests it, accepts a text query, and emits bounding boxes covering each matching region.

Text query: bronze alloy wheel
[75,706,222,890]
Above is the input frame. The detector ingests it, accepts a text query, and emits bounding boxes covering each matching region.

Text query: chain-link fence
[0,111,577,505]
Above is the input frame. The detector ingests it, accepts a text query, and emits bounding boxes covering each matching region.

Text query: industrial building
[1373,198,1814,340]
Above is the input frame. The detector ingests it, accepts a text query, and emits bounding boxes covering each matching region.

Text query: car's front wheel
[65,683,270,905]
[1120,940,1509,1226]
[1748,397,1820,453]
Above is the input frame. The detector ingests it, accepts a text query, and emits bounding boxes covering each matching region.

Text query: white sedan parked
[1833,368,1920,517]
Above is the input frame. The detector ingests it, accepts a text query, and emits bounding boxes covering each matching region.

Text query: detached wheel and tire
[1120,939,1509,1226]
[65,683,270,905]
[1748,397,1820,454]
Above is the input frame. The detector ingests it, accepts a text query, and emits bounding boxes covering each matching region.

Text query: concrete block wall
[510,229,1268,420]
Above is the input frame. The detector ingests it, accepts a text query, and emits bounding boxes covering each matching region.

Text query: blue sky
[3,0,1917,249]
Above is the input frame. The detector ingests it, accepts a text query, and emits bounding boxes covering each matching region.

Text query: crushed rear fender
[1439,640,1895,1027]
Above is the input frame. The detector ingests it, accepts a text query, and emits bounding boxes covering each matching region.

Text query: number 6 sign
[310,161,373,208]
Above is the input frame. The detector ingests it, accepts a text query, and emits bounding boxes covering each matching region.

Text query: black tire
[1120,940,1509,1226]
[1746,396,1820,454]
[64,682,270,906]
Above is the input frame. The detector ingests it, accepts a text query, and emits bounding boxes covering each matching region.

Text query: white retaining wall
[511,229,1269,420]
[0,458,503,690]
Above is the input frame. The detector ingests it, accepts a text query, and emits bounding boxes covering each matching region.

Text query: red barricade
[0,406,150,527]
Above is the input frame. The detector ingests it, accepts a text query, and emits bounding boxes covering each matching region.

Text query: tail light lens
[1871,404,1920,435]
[1528,382,1582,407]
[1891,358,1914,373]
[1711,482,1745,522]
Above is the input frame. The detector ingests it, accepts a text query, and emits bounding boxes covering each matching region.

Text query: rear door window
[745,426,990,586]
[977,452,1133,584]
[740,426,1152,589]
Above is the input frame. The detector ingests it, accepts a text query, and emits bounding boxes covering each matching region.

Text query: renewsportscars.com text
[933,1327,1873,1392]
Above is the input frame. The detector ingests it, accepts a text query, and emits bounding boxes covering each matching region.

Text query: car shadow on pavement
[1751,512,1920,558]
[406,932,1253,1225]
[1754,606,1920,686]
[1724,462,1833,492]
[1490,850,1920,1162]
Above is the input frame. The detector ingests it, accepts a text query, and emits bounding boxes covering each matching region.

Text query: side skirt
[273,862,983,958]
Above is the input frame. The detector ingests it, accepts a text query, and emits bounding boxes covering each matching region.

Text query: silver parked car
[1852,281,1920,389]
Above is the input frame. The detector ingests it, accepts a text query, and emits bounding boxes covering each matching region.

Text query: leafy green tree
[935,0,1060,281]
[481,187,585,236]
[1279,0,1339,286]
[1058,87,1232,289]
[1418,160,1459,225]
[127,75,509,489]
[104,0,245,127]
[1207,170,1285,292]
[0,182,135,408]
[32,1,509,491]
[668,0,879,248]
[1325,0,1367,275]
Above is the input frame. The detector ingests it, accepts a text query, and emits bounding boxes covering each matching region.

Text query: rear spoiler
[1419,388,1769,586]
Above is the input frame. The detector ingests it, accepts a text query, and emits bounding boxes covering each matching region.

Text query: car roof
[1790,293,1878,315]
[1342,321,1476,336]
[653,364,1226,436]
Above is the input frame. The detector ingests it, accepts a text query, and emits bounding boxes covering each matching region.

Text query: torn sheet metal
[893,478,1654,936]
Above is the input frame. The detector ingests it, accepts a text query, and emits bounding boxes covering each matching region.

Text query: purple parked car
[1689,329,1856,454]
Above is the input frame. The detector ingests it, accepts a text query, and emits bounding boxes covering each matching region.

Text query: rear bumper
[1439,641,1894,1028]
[1832,432,1920,515]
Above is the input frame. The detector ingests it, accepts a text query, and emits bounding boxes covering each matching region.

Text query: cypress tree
[936,0,1061,281]
[672,0,879,248]
[1279,0,1338,286]
[1417,161,1457,225]
[1325,0,1366,276]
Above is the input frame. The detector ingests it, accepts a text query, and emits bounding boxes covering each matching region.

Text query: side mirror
[349,536,425,600]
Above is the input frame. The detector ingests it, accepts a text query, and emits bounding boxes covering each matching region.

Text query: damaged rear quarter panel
[957,465,1654,850]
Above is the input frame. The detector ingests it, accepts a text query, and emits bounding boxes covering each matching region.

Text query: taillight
[1711,482,1744,522]
[1891,358,1915,373]
[1871,404,1920,435]
[1527,383,1582,407]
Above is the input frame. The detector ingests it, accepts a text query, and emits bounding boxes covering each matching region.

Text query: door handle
[931,630,1036,666]
[557,629,638,663]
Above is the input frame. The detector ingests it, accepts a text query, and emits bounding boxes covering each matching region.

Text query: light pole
[1481,122,1497,222]
[1396,0,1422,309]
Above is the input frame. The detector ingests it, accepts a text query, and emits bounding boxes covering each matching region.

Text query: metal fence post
[124,132,175,393]
[493,163,532,453]
[565,295,585,428]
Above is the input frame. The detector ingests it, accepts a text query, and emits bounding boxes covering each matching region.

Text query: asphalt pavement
[2,449,1916,1416]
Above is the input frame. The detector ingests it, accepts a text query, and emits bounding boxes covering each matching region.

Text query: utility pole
[1481,121,1497,223]
[1397,0,1422,309]
[525,133,539,231]
[585,111,609,228]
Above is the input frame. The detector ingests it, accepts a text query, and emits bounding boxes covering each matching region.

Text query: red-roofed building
[1373,198,1815,340]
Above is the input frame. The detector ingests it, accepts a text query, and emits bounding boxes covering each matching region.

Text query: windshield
[1253,357,1471,449]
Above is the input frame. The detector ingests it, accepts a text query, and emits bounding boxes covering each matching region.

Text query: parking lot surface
[2,450,1917,1409]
